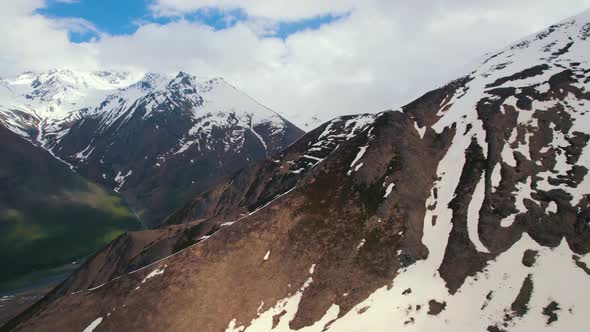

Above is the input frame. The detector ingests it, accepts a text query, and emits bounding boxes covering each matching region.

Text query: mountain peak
[175,70,192,78]
[169,71,198,88]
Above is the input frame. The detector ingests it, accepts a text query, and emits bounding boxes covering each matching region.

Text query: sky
[1,0,590,128]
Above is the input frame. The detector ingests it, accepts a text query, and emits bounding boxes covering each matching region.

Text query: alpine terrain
[0,71,303,227]
[5,8,590,332]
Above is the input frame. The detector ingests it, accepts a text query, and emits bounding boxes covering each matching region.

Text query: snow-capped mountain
[7,9,590,332]
[0,70,142,135]
[0,70,304,226]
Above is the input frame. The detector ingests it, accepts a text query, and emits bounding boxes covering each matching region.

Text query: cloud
[51,17,99,34]
[0,0,97,75]
[149,0,357,21]
[1,0,590,128]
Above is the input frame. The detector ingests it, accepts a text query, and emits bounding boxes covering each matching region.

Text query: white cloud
[149,0,357,20]
[0,0,97,75]
[1,0,590,128]
[52,17,99,35]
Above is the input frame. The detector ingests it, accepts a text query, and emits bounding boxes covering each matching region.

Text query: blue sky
[37,0,343,42]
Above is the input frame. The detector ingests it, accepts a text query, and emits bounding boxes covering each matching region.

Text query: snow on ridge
[318,114,375,141]
[279,114,376,179]
[343,115,376,139]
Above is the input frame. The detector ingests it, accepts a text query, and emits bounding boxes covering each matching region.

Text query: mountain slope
[0,124,141,292]
[0,71,304,227]
[0,114,376,298]
[7,9,590,332]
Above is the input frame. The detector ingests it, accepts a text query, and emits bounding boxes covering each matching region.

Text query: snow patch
[82,317,103,332]
[546,201,558,214]
[357,239,366,250]
[467,174,491,253]
[414,121,426,139]
[384,183,395,198]
[224,277,339,332]
[348,146,368,175]
[113,170,132,192]
[141,264,167,284]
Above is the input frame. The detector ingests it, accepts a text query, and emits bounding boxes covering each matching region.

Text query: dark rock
[522,250,538,267]
[427,300,446,315]
[543,301,560,325]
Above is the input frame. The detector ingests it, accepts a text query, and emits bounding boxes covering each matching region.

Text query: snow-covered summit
[2,69,143,117]
[0,69,291,146]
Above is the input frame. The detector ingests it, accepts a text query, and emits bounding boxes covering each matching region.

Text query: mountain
[0,70,304,227]
[0,124,141,292]
[0,114,376,299]
[6,9,590,332]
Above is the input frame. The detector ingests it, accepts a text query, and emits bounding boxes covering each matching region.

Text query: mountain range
[3,8,590,332]
[0,70,303,227]
[0,68,304,323]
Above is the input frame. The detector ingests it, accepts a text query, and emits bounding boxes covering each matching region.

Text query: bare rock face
[6,10,590,332]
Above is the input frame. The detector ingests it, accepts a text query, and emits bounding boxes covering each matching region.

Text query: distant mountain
[7,9,590,332]
[0,70,303,226]
[0,124,140,292]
